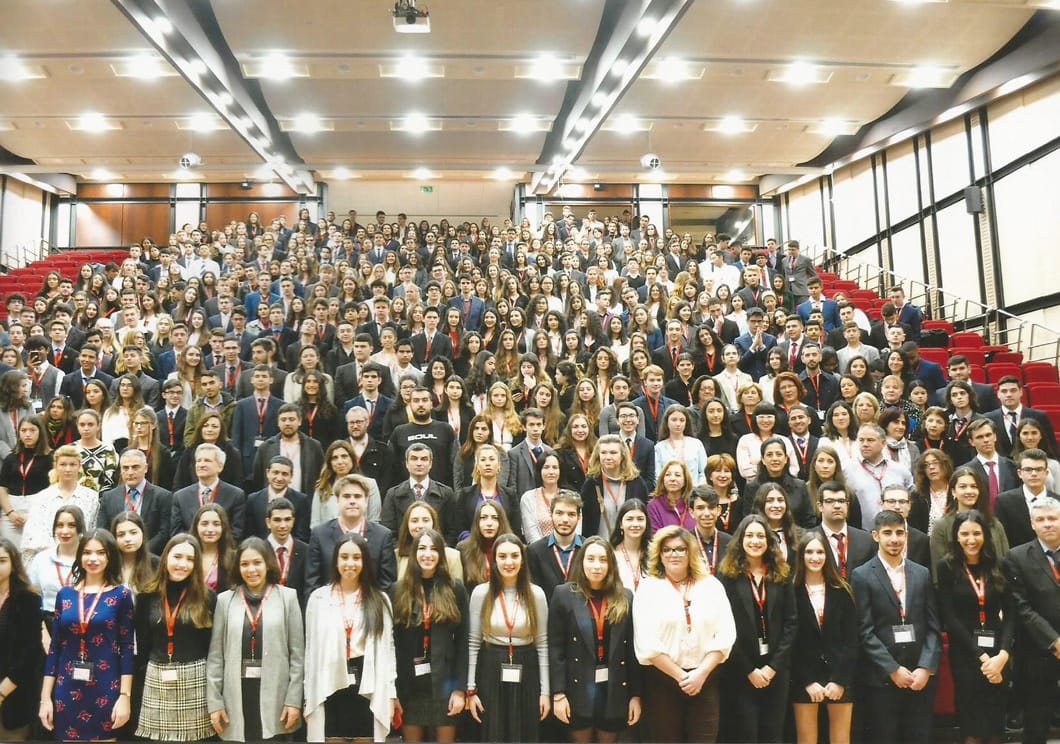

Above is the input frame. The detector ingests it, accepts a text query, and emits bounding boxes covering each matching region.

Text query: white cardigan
[303,586,396,742]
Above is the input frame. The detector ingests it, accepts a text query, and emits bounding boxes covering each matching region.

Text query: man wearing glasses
[995,448,1057,547]
[877,484,931,567]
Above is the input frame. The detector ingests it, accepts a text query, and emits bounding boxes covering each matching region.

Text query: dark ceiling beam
[111,0,314,193]
[529,0,694,195]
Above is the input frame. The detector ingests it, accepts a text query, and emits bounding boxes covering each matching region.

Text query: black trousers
[1021,659,1060,744]
[861,680,936,744]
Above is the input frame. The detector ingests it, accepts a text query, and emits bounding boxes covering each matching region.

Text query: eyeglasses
[882,498,910,506]
[661,546,688,556]
[1019,466,1047,474]
[820,498,848,506]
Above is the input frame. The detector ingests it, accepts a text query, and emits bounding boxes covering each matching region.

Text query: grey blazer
[206,584,305,741]
[0,405,34,460]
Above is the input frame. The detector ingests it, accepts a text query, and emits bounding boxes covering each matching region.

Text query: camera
[640,153,662,170]
[179,152,202,170]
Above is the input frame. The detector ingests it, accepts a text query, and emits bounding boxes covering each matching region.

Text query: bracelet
[119,692,130,699]
[465,688,477,698]
[4,510,12,517]
[552,693,567,701]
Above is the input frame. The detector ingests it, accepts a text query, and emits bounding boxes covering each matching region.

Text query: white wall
[1,177,48,267]
[324,180,516,222]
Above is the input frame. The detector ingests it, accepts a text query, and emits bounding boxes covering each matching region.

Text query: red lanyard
[54,559,73,588]
[78,587,106,660]
[792,437,809,466]
[747,572,768,639]
[552,544,575,580]
[698,532,720,574]
[421,598,432,658]
[240,586,274,659]
[619,545,640,591]
[964,566,987,627]
[576,449,589,474]
[163,588,187,660]
[588,597,607,662]
[860,459,888,485]
[645,395,662,426]
[806,374,821,400]
[670,498,691,529]
[124,488,140,513]
[890,568,907,622]
[498,591,520,663]
[305,405,318,437]
[953,417,971,440]
[256,397,269,435]
[18,454,34,495]
[339,587,363,659]
[668,577,692,632]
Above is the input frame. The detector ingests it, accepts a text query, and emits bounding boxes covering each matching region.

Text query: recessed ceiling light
[893,65,954,88]
[636,17,657,36]
[717,116,750,134]
[410,167,434,180]
[613,114,640,134]
[187,59,207,77]
[780,61,827,85]
[401,113,431,133]
[114,54,173,80]
[330,167,356,180]
[214,92,233,106]
[0,55,45,81]
[395,55,430,81]
[655,57,691,82]
[89,168,117,180]
[170,169,198,180]
[504,113,542,134]
[725,169,748,181]
[591,92,609,107]
[291,113,323,133]
[611,59,629,76]
[186,112,219,132]
[77,113,111,132]
[574,118,591,133]
[530,55,564,82]
[809,118,858,136]
[151,16,173,34]
[491,167,516,180]
[260,54,295,80]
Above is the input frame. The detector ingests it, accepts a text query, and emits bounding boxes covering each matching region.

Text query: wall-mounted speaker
[963,186,983,214]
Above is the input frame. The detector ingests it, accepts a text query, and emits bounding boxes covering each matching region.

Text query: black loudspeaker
[964,186,983,214]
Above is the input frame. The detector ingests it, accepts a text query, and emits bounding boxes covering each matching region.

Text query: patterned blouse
[78,442,119,492]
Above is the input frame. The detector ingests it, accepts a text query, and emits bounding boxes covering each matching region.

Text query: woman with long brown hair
[456,500,511,588]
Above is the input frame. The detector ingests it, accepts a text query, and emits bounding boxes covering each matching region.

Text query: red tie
[276,547,287,584]
[986,461,999,507]
[832,532,847,578]
[789,342,798,368]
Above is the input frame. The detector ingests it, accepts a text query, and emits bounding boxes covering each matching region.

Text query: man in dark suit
[816,481,875,579]
[734,309,777,381]
[98,450,172,553]
[934,355,1000,410]
[785,405,820,480]
[901,342,946,393]
[888,286,923,341]
[305,473,397,593]
[781,240,819,305]
[207,294,236,332]
[447,275,485,332]
[797,344,839,416]
[157,380,188,459]
[263,496,309,606]
[170,442,247,539]
[615,402,655,491]
[58,344,114,409]
[230,366,284,487]
[251,404,325,496]
[234,338,288,399]
[344,406,397,497]
[1002,496,1060,744]
[962,418,1019,504]
[379,443,459,546]
[630,366,678,443]
[796,278,841,332]
[345,363,393,440]
[650,320,688,381]
[689,487,732,575]
[409,306,452,368]
[244,455,311,544]
[527,493,584,604]
[110,345,161,408]
[776,315,807,375]
[217,334,249,397]
[868,305,914,351]
[986,375,1057,457]
[503,409,555,502]
[705,298,741,344]
[47,319,78,374]
[852,510,942,744]
[324,322,358,376]
[995,448,1056,548]
[881,484,932,567]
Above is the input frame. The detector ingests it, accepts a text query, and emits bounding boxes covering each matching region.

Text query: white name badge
[414,661,432,677]
[72,662,93,682]
[975,630,996,649]
[347,671,358,686]
[595,666,609,683]
[758,639,770,657]
[241,662,262,679]
[501,663,523,683]
[160,668,179,683]
[892,624,916,644]
[30,398,43,413]
[254,437,265,448]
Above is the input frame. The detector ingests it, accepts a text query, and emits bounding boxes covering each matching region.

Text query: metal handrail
[806,244,1060,365]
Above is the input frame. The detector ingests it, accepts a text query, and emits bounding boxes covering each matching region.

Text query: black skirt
[475,643,541,743]
[324,657,374,739]
[402,671,452,729]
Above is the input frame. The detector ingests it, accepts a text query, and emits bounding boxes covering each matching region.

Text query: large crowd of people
[0,206,1057,743]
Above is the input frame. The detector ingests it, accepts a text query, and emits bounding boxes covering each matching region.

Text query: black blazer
[274,538,308,608]
[391,581,469,704]
[962,456,1019,495]
[457,485,521,541]
[155,406,188,454]
[1003,542,1060,676]
[380,480,460,546]
[251,433,326,496]
[719,573,798,680]
[851,556,942,686]
[305,519,396,594]
[815,525,876,579]
[547,584,642,721]
[98,482,173,554]
[59,369,115,409]
[578,476,651,538]
[908,527,932,568]
[627,434,656,492]
[985,407,1056,458]
[171,481,247,540]
[352,437,397,498]
[410,331,453,369]
[790,583,859,690]
[936,558,1015,662]
[0,589,46,730]
[527,537,581,604]
[995,488,1056,548]
[244,488,311,544]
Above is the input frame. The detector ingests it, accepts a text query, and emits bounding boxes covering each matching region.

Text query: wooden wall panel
[121,203,170,245]
[75,203,123,247]
[206,183,300,199]
[204,201,302,228]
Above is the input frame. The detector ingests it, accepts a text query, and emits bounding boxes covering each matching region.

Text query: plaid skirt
[135,658,213,741]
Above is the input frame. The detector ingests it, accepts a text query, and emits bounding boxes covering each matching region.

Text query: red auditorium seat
[968,365,986,384]
[923,320,955,334]
[984,363,1022,384]
[949,331,985,348]
[1026,383,1060,407]
[919,348,950,366]
[990,351,1024,365]
[1023,363,1060,385]
[949,348,986,366]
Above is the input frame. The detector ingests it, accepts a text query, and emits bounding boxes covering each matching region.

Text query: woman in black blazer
[717,514,797,744]
[790,532,858,744]
[0,537,46,739]
[548,537,642,742]
[391,528,469,743]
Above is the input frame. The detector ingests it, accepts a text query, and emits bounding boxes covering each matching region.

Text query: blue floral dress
[46,585,135,741]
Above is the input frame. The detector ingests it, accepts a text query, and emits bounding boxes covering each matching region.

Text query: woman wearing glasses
[632,526,735,742]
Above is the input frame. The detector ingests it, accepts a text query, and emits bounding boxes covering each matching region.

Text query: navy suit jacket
[305,519,396,593]
[171,481,247,540]
[245,487,311,543]
[447,295,485,332]
[230,394,284,481]
[60,369,114,409]
[345,395,393,441]
[909,359,946,393]
[630,394,678,443]
[985,407,1056,457]
[797,298,840,331]
[734,331,778,380]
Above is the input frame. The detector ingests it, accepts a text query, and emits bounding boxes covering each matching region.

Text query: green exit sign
[421,186,433,193]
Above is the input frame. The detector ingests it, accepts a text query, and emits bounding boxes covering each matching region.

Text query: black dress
[935,559,1015,739]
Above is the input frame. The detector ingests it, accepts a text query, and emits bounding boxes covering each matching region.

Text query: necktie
[671,346,678,366]
[200,485,212,505]
[1046,549,1060,577]
[414,483,424,501]
[831,532,847,577]
[276,546,288,579]
[227,366,236,389]
[127,487,140,512]
[625,438,633,449]
[986,461,999,505]
[532,446,542,459]
[167,411,175,444]
[796,437,805,449]
[789,342,798,368]
[1008,411,1019,442]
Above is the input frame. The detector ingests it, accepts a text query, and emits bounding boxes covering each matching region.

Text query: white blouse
[633,575,736,670]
